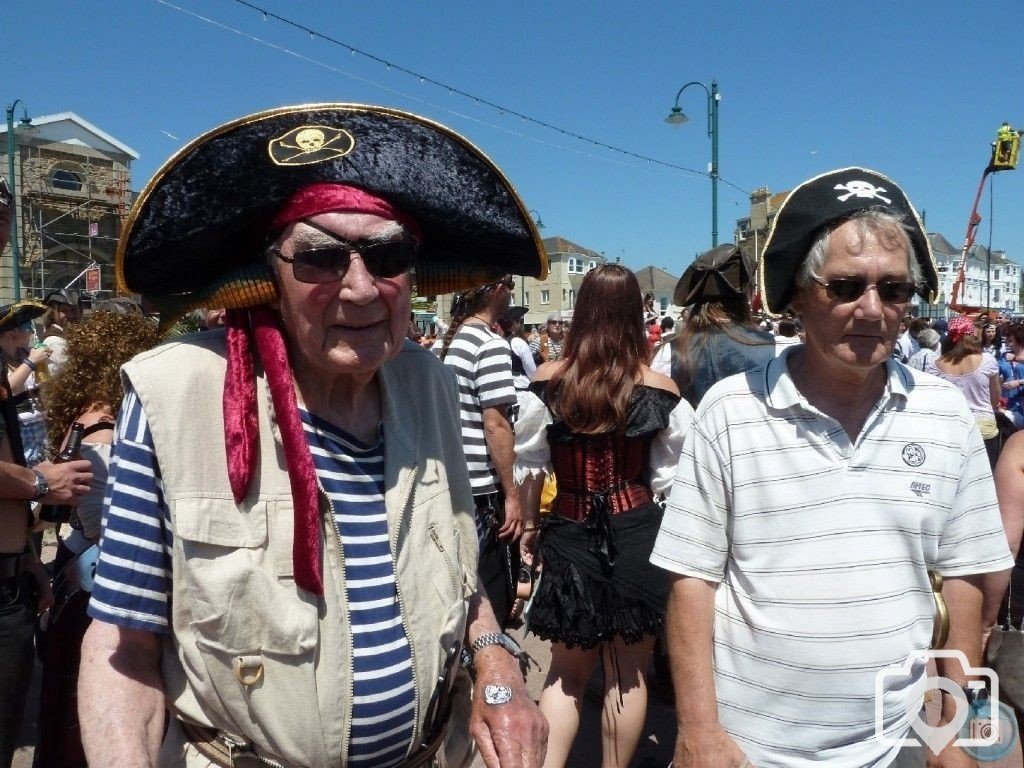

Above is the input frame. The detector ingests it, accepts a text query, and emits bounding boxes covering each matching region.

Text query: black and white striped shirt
[442,322,516,495]
[652,351,1014,767]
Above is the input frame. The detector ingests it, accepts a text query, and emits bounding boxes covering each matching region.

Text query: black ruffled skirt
[527,501,668,650]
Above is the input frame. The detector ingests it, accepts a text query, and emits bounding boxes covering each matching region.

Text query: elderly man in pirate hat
[79,105,548,768]
[0,298,93,768]
[652,168,1014,767]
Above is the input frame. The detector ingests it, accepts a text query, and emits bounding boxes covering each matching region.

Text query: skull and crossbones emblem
[268,125,355,166]
[833,180,892,204]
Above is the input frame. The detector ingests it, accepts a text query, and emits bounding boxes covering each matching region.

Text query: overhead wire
[153,0,751,196]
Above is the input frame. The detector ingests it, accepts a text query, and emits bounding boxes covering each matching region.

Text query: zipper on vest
[320,484,354,764]
[427,526,459,595]
[391,485,420,759]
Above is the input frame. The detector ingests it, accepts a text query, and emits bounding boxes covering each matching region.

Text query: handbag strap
[1005,563,1024,631]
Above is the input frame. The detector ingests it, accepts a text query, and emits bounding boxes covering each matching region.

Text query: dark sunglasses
[272,238,417,284]
[811,276,917,304]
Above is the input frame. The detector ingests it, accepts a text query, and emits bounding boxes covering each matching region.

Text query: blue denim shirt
[998,355,1024,415]
[678,325,777,407]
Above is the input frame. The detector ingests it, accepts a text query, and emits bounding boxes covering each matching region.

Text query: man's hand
[469,647,547,768]
[23,549,54,614]
[674,725,752,768]
[927,743,978,768]
[498,494,522,541]
[36,458,92,505]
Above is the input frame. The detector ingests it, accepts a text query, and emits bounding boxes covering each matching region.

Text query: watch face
[482,684,513,705]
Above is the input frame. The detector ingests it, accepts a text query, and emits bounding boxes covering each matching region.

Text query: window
[660,296,668,311]
[588,260,597,271]
[994,269,1001,280]
[562,289,567,302]
[568,289,575,307]
[567,257,584,274]
[524,292,529,306]
[541,290,550,304]
[51,168,84,191]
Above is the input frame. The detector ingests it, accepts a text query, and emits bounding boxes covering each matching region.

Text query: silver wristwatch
[462,632,531,678]
[30,469,49,501]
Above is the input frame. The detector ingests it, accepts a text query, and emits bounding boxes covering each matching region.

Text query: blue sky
[8,0,1023,275]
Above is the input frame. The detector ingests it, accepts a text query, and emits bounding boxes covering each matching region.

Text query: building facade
[1,112,138,303]
[926,233,1020,318]
[432,235,607,328]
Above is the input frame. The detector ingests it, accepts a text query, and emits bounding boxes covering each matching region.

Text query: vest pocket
[173,500,318,655]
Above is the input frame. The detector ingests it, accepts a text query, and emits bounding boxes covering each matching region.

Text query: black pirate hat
[675,244,754,307]
[116,104,548,320]
[759,167,937,316]
[0,300,47,334]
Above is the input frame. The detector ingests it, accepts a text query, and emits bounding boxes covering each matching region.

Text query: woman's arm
[6,346,49,395]
[989,371,1002,411]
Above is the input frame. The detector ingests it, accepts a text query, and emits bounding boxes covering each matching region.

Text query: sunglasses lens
[826,279,866,302]
[877,282,917,302]
[364,241,418,278]
[291,246,352,284]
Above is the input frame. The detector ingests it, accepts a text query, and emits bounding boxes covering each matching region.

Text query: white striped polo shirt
[651,349,1013,767]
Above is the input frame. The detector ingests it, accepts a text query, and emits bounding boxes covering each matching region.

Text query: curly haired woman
[34,309,158,768]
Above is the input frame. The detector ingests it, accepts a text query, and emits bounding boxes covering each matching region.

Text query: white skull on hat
[295,128,326,153]
[833,180,892,205]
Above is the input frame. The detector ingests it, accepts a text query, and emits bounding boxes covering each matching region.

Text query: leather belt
[181,719,448,768]
[0,552,22,582]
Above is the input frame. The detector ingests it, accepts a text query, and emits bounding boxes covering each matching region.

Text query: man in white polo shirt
[652,167,1014,768]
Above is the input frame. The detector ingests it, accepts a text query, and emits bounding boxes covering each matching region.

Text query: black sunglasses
[811,276,917,304]
[271,222,418,285]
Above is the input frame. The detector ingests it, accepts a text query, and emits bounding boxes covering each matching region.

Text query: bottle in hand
[38,422,86,524]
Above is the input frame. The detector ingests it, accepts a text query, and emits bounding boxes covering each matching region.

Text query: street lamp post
[665,79,720,248]
[5,100,32,300]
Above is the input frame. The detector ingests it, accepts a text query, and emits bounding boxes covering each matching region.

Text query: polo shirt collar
[764,345,910,411]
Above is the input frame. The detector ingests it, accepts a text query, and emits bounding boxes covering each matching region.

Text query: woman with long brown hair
[515,264,693,768]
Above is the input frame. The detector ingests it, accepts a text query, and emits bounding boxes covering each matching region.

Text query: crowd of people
[0,111,1021,768]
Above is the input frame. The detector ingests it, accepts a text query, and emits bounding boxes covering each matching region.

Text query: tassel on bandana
[221,183,421,596]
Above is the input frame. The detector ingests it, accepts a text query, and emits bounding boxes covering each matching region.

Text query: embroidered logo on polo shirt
[902,443,926,467]
[834,180,892,205]
[268,125,355,166]
[910,482,931,497]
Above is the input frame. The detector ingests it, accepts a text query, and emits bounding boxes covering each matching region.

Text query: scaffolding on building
[16,141,131,301]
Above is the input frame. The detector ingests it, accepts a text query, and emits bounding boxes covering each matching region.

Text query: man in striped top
[78,105,548,768]
[653,168,1014,768]
[442,277,525,627]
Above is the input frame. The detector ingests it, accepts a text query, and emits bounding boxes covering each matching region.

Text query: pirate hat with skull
[116,103,548,325]
[758,166,938,316]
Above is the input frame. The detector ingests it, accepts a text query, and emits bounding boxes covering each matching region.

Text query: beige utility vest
[124,332,478,767]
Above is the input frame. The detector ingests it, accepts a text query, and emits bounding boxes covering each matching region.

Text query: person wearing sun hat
[79,104,548,768]
[0,299,94,768]
[652,167,1013,767]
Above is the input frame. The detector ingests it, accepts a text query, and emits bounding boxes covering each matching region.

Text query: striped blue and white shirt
[89,388,416,767]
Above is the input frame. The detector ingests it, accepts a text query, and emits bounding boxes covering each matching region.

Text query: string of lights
[154,0,751,196]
